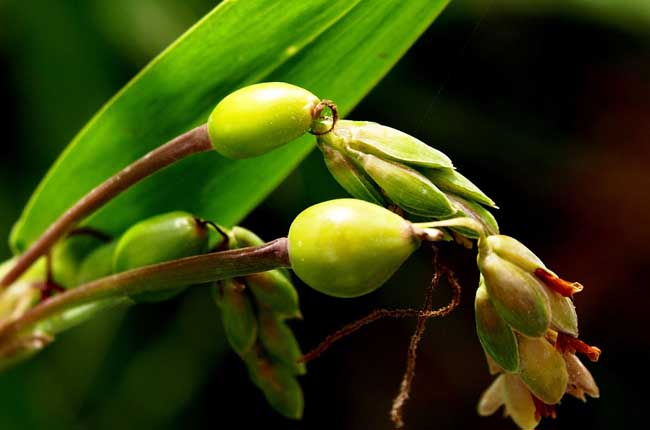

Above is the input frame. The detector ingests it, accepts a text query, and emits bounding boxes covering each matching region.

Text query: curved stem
[1,124,213,288]
[0,238,290,346]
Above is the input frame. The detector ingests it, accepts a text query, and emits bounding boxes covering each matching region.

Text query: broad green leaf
[10,0,451,252]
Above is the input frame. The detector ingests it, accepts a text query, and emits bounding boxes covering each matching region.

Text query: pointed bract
[475,282,519,372]
[478,252,551,338]
[422,168,497,208]
[518,336,568,405]
[318,142,386,205]
[350,151,456,218]
[327,120,453,169]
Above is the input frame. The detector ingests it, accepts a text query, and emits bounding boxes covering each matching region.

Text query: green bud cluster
[317,120,498,239]
[213,227,305,420]
[475,234,598,429]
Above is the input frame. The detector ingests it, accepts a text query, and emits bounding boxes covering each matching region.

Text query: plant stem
[0,238,289,346]
[1,124,213,288]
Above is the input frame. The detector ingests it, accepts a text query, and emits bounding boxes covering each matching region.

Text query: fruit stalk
[0,238,290,347]
[1,125,213,288]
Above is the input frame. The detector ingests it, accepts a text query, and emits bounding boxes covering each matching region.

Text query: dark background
[0,0,648,428]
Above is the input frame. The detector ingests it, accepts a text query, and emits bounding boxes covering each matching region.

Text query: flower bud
[477,373,540,430]
[478,251,551,338]
[288,199,420,298]
[481,235,579,336]
[318,143,385,205]
[113,211,210,302]
[213,278,258,356]
[243,347,304,420]
[564,352,599,401]
[503,374,540,430]
[475,281,519,372]
[258,313,306,375]
[320,120,453,169]
[349,151,456,218]
[422,168,496,208]
[518,336,568,405]
[208,82,320,159]
[245,270,301,319]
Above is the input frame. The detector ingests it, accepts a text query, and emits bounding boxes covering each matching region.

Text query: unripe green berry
[208,82,320,159]
[114,211,210,302]
[288,199,419,298]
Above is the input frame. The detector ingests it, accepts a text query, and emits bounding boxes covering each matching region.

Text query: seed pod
[288,199,420,298]
[503,374,540,430]
[114,211,210,302]
[322,120,453,169]
[213,278,258,356]
[244,348,304,420]
[350,151,456,218]
[246,270,301,319]
[475,281,519,372]
[518,336,568,405]
[445,194,499,239]
[478,250,551,338]
[422,168,497,208]
[318,142,385,205]
[208,82,320,159]
[258,313,305,375]
[76,241,117,285]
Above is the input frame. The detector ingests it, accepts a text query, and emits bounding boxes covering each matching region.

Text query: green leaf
[10,0,451,252]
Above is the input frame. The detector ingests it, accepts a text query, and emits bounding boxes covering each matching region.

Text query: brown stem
[1,124,213,288]
[0,238,290,346]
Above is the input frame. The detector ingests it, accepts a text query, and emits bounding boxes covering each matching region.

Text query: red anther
[532,396,557,421]
[534,268,583,297]
[556,333,601,362]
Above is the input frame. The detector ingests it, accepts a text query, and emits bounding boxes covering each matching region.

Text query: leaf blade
[11,0,451,251]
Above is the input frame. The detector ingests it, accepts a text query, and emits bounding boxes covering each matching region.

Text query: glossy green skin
[114,211,209,302]
[208,82,319,159]
[288,199,419,298]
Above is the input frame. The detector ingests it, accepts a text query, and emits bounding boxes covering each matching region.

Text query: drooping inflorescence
[0,82,599,428]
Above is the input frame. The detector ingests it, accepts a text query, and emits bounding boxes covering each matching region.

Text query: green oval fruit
[208,82,320,159]
[114,211,209,302]
[288,199,419,298]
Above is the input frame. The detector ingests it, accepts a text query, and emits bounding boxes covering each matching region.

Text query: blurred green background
[0,0,648,428]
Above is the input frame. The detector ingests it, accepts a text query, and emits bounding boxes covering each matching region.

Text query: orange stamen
[556,333,601,362]
[534,268,583,297]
